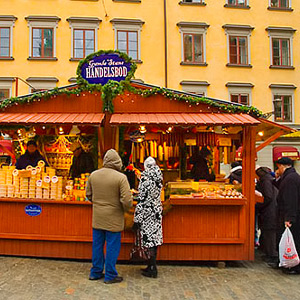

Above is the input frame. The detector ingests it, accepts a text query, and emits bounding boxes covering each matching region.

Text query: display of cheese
[0,165,63,200]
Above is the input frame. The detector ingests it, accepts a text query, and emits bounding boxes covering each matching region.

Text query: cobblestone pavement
[0,252,299,300]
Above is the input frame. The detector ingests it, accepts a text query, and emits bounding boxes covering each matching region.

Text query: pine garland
[0,49,263,118]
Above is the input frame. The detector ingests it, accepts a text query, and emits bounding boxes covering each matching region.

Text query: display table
[0,196,250,261]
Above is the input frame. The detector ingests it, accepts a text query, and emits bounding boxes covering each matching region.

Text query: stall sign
[80,53,132,85]
[25,204,42,217]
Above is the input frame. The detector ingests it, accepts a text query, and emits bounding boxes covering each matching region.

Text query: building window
[229,36,248,64]
[183,33,203,63]
[117,30,138,60]
[177,22,209,66]
[67,17,101,60]
[0,88,9,100]
[266,27,295,69]
[26,77,58,93]
[32,28,53,58]
[273,95,292,122]
[25,16,60,60]
[231,93,249,105]
[73,29,95,59]
[227,0,247,6]
[270,84,295,123]
[180,80,209,96]
[0,28,10,57]
[226,82,253,106]
[270,0,289,8]
[111,18,144,62]
[272,38,290,66]
[0,16,17,59]
[223,24,253,67]
[182,0,204,2]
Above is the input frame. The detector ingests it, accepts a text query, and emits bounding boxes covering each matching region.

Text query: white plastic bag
[279,227,300,268]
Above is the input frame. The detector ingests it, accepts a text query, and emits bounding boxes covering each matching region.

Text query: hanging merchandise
[153,140,158,158]
[158,145,163,161]
[140,144,145,163]
[224,147,228,165]
[163,142,169,161]
[196,132,216,147]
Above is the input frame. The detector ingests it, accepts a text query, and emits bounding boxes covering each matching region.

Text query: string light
[139,125,146,133]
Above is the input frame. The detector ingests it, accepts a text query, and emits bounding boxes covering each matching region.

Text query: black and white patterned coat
[134,157,163,248]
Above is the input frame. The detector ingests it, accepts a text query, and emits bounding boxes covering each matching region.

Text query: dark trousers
[147,246,158,269]
[259,229,278,258]
[90,228,121,281]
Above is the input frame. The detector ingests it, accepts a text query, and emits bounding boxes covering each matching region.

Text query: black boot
[141,247,158,278]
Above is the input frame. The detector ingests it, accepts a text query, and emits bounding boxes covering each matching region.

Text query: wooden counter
[0,196,251,261]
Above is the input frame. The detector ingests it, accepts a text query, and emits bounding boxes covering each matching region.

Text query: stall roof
[273,146,300,161]
[110,113,259,125]
[0,113,105,125]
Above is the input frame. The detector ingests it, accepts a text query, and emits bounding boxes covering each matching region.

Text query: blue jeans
[90,228,121,281]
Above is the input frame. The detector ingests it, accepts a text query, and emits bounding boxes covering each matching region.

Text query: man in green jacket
[86,149,132,284]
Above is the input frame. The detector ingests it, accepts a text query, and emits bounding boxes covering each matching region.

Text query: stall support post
[103,113,114,151]
[242,126,257,260]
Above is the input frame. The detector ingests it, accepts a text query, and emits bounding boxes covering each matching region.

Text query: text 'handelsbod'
[85,66,128,79]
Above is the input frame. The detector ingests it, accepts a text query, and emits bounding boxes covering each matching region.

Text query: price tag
[44,176,50,183]
[12,169,19,177]
[38,160,45,168]
[36,166,41,173]
[36,180,42,187]
[51,176,58,183]
[31,168,37,176]
[26,165,33,171]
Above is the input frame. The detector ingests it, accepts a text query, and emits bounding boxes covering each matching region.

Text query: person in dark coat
[255,166,278,264]
[15,140,48,170]
[189,147,215,182]
[276,157,300,274]
[228,161,242,184]
[69,142,95,179]
[134,156,163,278]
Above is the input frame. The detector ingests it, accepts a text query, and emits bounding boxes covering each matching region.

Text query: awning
[273,146,300,161]
[110,113,259,125]
[0,113,105,125]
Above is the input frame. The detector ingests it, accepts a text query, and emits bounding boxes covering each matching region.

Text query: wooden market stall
[0,51,293,261]
[0,81,260,261]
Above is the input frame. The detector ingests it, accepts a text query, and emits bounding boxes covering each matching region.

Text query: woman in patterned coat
[134,156,163,278]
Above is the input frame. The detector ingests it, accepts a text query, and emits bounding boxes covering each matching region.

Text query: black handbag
[130,228,150,261]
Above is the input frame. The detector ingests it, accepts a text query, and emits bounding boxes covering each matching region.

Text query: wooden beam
[256,130,285,153]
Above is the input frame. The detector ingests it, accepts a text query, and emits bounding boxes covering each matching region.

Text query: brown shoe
[104,276,123,284]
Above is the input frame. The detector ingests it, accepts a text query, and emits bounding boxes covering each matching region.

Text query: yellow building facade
[0,0,299,128]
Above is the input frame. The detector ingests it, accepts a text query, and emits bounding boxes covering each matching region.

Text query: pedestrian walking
[134,156,163,278]
[255,166,278,265]
[276,157,300,274]
[86,149,133,284]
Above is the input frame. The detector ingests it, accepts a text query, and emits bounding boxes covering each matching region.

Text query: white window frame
[26,77,58,93]
[180,81,209,96]
[67,17,101,59]
[177,22,209,64]
[269,0,291,9]
[270,85,295,124]
[266,27,295,67]
[110,19,144,61]
[25,16,60,59]
[226,84,253,106]
[223,25,253,66]
[0,16,17,58]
